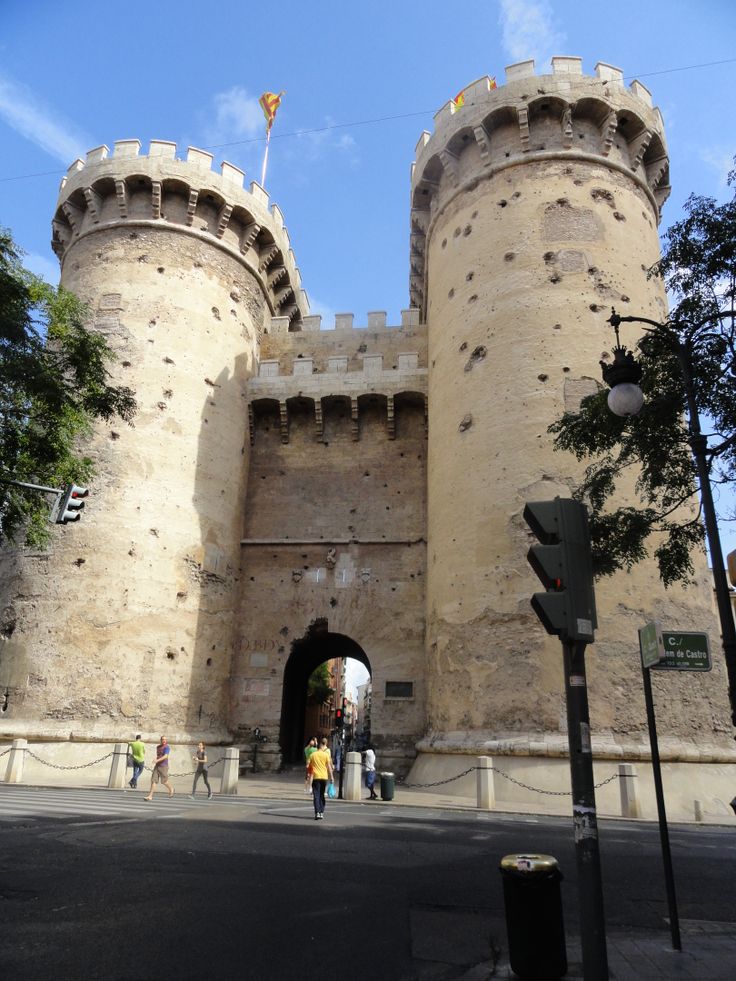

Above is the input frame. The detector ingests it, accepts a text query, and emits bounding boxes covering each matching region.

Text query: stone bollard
[220,746,240,795]
[344,751,362,801]
[476,755,496,810]
[108,742,128,789]
[694,800,704,822]
[618,763,641,818]
[4,738,27,783]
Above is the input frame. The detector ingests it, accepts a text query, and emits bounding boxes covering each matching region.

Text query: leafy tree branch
[550,162,736,586]
[0,228,136,546]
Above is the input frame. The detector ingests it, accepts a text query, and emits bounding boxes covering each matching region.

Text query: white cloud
[306,294,337,327]
[0,73,91,163]
[291,118,359,166]
[204,86,265,144]
[700,147,735,190]
[498,0,566,69]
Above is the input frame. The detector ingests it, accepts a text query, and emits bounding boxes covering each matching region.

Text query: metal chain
[401,766,477,789]
[163,756,226,778]
[403,764,623,797]
[4,748,227,778]
[24,749,114,770]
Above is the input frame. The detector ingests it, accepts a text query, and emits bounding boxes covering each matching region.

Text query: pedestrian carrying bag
[327,781,337,798]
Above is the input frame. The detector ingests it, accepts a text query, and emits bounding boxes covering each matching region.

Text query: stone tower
[1,60,734,812]
[409,58,732,774]
[1,140,306,741]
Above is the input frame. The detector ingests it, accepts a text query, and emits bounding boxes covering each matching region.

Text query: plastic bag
[327,781,337,798]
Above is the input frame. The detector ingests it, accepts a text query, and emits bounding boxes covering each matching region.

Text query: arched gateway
[279,621,370,765]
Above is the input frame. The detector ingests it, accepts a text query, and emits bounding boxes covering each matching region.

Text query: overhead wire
[0,57,734,184]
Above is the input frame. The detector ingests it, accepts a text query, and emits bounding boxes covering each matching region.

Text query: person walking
[128,734,145,789]
[309,736,334,821]
[363,744,378,800]
[144,735,175,800]
[190,742,212,799]
[304,736,318,794]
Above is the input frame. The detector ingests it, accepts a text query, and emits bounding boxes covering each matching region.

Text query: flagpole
[260,127,271,188]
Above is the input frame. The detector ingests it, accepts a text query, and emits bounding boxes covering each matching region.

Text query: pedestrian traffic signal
[335,708,344,729]
[523,498,597,643]
[53,483,89,524]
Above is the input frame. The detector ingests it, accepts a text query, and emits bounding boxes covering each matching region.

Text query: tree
[0,228,136,546]
[306,662,333,705]
[549,164,736,586]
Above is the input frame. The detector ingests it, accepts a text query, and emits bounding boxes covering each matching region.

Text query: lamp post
[601,308,736,729]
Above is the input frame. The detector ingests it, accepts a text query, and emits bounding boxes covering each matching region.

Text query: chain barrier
[163,756,226,778]
[6,748,622,799]
[402,764,623,797]
[401,766,477,789]
[24,749,114,770]
[1,748,227,778]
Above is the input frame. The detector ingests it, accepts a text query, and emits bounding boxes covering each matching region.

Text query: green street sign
[638,621,664,669]
[652,631,711,672]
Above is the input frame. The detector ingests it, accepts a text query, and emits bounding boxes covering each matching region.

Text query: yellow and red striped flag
[259,90,285,131]
[489,76,498,90]
[450,89,465,113]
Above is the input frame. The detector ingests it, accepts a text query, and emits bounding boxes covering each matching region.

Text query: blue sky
[1,0,735,573]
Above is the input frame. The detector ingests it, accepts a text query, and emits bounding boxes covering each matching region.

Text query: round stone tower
[1,139,306,743]
[411,58,732,770]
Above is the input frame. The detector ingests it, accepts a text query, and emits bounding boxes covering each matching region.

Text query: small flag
[450,89,465,113]
[489,76,498,90]
[259,91,285,131]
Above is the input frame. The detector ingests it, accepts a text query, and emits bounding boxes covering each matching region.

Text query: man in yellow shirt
[309,737,334,821]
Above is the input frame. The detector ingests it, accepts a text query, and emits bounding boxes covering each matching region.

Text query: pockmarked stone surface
[0,57,732,792]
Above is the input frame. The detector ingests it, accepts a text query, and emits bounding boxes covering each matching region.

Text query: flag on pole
[451,76,497,113]
[450,89,465,113]
[259,91,285,132]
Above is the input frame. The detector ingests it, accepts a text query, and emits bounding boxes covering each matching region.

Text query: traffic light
[523,497,597,643]
[54,483,89,524]
[335,707,344,729]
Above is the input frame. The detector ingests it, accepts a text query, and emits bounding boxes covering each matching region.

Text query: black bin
[500,853,566,980]
[380,771,395,801]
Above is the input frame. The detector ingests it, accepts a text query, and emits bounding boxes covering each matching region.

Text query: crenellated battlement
[268,308,421,333]
[259,307,426,372]
[250,305,427,443]
[52,139,309,326]
[410,56,671,312]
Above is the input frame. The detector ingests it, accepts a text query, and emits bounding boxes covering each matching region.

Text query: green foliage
[306,662,333,705]
[0,228,136,546]
[550,164,736,586]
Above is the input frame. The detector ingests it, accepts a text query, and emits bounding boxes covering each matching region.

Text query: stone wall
[413,58,733,763]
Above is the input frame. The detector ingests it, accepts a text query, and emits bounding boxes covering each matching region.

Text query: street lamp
[601,308,736,729]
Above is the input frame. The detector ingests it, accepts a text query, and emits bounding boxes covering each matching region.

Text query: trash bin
[380,772,395,801]
[499,853,566,980]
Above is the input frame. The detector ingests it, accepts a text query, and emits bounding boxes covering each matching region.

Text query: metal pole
[641,661,682,950]
[338,730,345,799]
[675,341,736,729]
[0,478,62,495]
[260,128,271,188]
[563,639,609,980]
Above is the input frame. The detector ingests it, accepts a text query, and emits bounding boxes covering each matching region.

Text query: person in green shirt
[304,737,318,794]
[128,735,145,789]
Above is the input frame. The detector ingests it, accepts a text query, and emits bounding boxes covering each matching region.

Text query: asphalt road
[2,787,735,980]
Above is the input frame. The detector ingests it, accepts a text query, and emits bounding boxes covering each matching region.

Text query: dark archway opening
[280,618,370,765]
